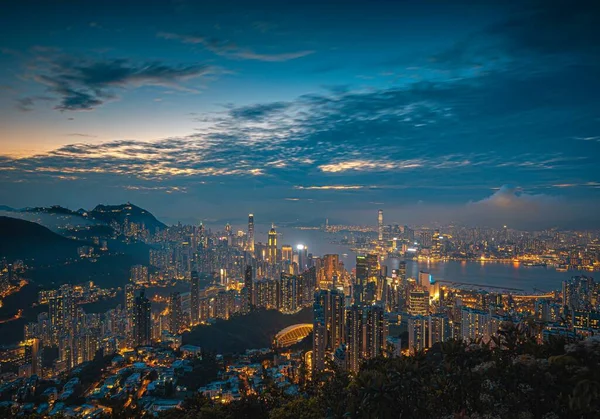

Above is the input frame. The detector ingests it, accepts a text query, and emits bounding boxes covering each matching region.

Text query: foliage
[6,324,600,418]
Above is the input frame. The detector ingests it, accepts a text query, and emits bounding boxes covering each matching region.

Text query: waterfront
[389,259,579,293]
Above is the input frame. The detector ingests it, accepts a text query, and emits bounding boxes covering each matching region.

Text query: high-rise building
[409,289,430,316]
[461,307,491,341]
[313,289,345,371]
[407,315,428,353]
[244,265,253,311]
[355,254,378,303]
[429,313,451,347]
[346,304,364,372]
[168,292,183,335]
[323,254,339,286]
[281,245,293,263]
[267,224,278,263]
[190,271,200,325]
[125,284,135,339]
[362,304,386,360]
[297,244,308,272]
[431,230,441,259]
[378,209,383,242]
[247,214,255,253]
[130,265,149,285]
[279,273,301,314]
[132,289,151,347]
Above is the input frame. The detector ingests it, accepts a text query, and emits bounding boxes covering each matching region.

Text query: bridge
[273,323,313,348]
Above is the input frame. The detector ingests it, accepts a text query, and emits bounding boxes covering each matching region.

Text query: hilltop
[0,216,83,264]
[88,202,166,231]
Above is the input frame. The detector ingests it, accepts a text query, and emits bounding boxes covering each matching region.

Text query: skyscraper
[132,289,151,347]
[313,289,345,371]
[362,304,386,360]
[267,224,278,263]
[409,289,430,316]
[125,283,136,343]
[378,209,383,242]
[281,245,293,263]
[323,254,339,286]
[244,265,253,312]
[247,214,255,253]
[168,292,183,335]
[190,271,200,325]
[130,265,149,285]
[346,304,364,372]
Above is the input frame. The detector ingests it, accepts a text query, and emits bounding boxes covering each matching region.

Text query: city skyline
[1,0,599,228]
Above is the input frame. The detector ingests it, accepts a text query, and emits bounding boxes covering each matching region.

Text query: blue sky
[0,0,599,228]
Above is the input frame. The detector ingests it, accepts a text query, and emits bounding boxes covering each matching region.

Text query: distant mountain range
[0,216,84,264]
[0,202,167,232]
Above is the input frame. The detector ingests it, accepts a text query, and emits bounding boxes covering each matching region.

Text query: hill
[88,203,166,231]
[0,216,84,264]
[183,308,313,353]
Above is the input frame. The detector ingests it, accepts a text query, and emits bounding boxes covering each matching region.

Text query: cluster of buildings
[334,210,600,271]
[1,209,599,416]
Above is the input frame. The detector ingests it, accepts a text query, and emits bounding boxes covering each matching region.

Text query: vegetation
[183,308,313,353]
[170,323,600,419]
[3,323,600,418]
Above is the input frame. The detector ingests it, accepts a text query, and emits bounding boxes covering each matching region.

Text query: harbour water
[263,224,589,293]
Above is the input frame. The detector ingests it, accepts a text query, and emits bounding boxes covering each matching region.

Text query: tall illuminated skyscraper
[125,283,136,342]
[378,209,383,242]
[133,289,151,347]
[130,265,149,285]
[244,265,253,312]
[346,304,364,372]
[168,292,183,335]
[267,224,278,263]
[281,245,293,263]
[363,304,386,360]
[247,214,255,253]
[190,271,200,325]
[312,289,345,371]
[323,254,339,285]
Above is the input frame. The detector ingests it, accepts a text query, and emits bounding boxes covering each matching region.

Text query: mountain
[87,203,166,231]
[23,205,79,216]
[0,216,84,264]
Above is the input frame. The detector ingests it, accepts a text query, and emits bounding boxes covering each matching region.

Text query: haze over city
[1,0,599,228]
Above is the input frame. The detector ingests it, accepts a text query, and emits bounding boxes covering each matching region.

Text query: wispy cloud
[21,50,219,111]
[158,32,314,62]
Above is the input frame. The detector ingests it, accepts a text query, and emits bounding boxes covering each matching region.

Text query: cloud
[158,32,314,62]
[229,102,290,121]
[2,61,599,227]
[15,97,34,112]
[23,52,219,111]
[295,185,365,190]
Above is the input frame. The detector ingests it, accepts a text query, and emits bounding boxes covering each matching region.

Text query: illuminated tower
[313,289,345,372]
[267,224,278,263]
[247,214,255,253]
[432,229,441,259]
[168,292,183,335]
[281,245,293,263]
[345,304,364,372]
[363,305,386,360]
[244,265,253,312]
[133,289,151,347]
[378,209,383,242]
[190,271,200,325]
[323,254,339,285]
[125,283,135,342]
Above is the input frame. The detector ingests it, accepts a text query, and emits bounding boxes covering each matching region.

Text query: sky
[0,0,599,228]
